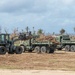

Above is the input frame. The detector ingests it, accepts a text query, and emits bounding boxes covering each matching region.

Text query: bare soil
[0,51,75,71]
[0,70,75,75]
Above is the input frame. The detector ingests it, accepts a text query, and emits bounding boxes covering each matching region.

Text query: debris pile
[36,34,59,44]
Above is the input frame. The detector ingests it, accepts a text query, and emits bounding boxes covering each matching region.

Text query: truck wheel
[15,46,23,54]
[35,46,41,54]
[0,47,6,54]
[28,50,33,53]
[47,49,50,53]
[21,46,25,52]
[58,48,62,50]
[41,46,47,53]
[65,45,70,51]
[47,47,55,53]
[71,45,75,52]
[50,47,55,53]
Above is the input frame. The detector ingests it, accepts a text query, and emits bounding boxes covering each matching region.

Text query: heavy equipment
[0,33,23,54]
[55,35,75,52]
[18,32,57,54]
[0,32,57,54]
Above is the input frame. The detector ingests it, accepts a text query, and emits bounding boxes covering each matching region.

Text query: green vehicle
[56,35,75,52]
[0,34,23,54]
[19,33,57,54]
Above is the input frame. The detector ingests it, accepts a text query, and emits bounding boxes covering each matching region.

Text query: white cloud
[61,0,74,5]
[0,0,75,33]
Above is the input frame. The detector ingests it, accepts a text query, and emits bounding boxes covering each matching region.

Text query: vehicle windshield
[62,35,70,40]
[0,35,5,42]
[0,34,9,42]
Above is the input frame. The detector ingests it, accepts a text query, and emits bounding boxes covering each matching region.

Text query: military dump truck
[0,34,23,54]
[0,32,57,54]
[19,32,57,54]
[55,35,75,52]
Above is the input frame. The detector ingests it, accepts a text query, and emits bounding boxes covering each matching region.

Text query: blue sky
[0,0,75,34]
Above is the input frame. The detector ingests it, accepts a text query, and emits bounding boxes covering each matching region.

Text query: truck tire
[65,45,70,51]
[47,47,55,53]
[15,46,23,54]
[50,47,55,53]
[20,46,25,52]
[28,50,33,53]
[41,46,47,53]
[58,48,62,50]
[0,47,7,54]
[71,45,75,52]
[47,49,50,53]
[35,46,41,54]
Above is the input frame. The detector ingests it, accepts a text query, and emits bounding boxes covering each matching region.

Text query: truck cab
[0,34,10,45]
[56,35,70,43]
[0,34,23,54]
[55,35,70,50]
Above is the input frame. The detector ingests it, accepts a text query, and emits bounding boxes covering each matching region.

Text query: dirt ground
[0,70,75,75]
[0,51,75,71]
